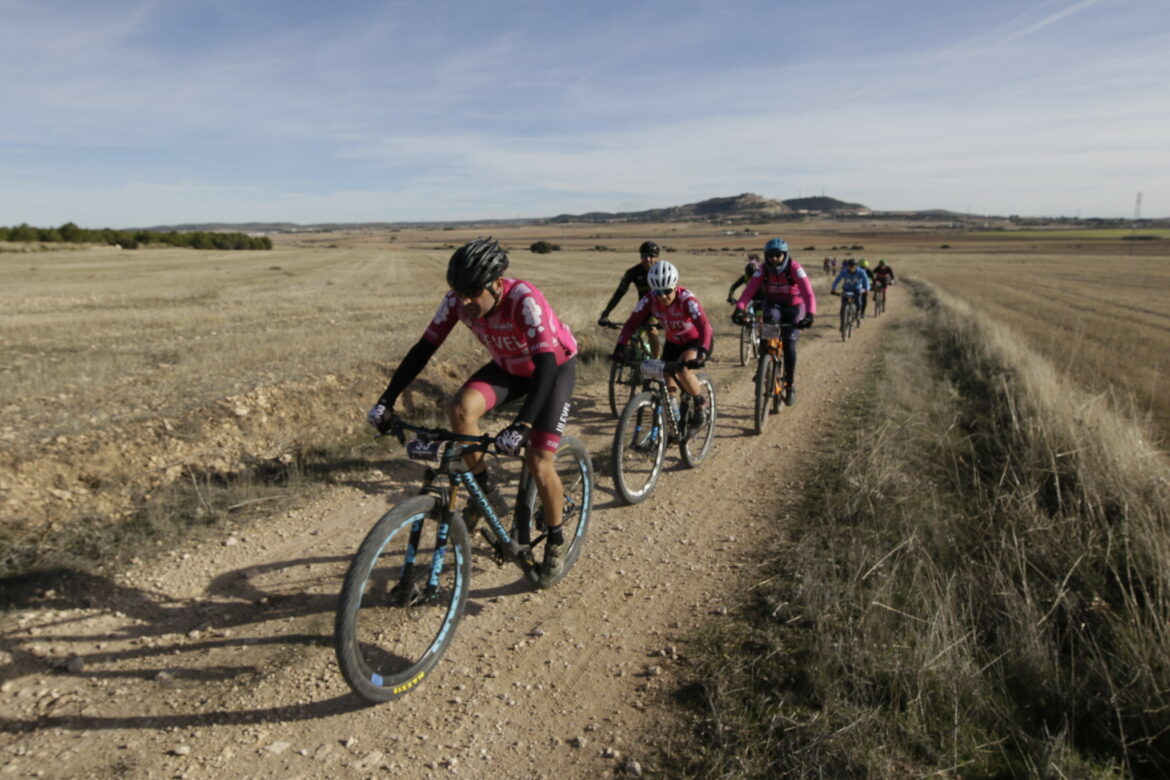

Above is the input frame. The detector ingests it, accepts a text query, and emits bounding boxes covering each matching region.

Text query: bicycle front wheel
[335,496,471,703]
[681,372,717,468]
[525,435,593,589]
[738,324,750,366]
[753,355,775,435]
[612,391,667,504]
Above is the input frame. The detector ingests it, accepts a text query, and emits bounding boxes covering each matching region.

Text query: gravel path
[1,302,899,778]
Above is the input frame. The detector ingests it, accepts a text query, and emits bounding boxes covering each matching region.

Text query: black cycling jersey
[601,263,651,320]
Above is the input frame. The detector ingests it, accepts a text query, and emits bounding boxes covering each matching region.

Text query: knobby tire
[681,372,717,467]
[754,354,775,435]
[522,435,593,588]
[335,495,471,703]
[612,391,667,504]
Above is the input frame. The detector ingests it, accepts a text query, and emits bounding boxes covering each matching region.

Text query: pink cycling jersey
[618,287,712,350]
[735,261,817,315]
[422,278,577,376]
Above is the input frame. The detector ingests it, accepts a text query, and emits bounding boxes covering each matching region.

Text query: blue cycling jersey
[831,269,871,294]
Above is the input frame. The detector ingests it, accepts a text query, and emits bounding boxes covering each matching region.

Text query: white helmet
[647,260,679,292]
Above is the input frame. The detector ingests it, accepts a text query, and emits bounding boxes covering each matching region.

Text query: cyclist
[598,240,662,358]
[731,238,816,406]
[727,254,764,319]
[612,260,713,427]
[366,238,578,578]
[830,257,870,328]
[857,260,874,318]
[872,259,895,309]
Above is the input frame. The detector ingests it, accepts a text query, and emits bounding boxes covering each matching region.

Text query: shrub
[530,240,559,254]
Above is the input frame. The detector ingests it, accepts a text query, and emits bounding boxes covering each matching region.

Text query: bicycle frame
[400,427,541,587]
[759,323,785,399]
[630,358,702,438]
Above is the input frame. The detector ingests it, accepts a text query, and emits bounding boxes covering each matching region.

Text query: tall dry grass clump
[665,280,1170,777]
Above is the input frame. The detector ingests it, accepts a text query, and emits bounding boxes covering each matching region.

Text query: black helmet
[639,241,660,258]
[447,237,509,294]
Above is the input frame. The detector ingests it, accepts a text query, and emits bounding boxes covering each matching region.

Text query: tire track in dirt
[0,296,903,778]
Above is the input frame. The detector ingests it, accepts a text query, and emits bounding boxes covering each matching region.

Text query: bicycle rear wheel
[753,355,775,435]
[524,435,593,589]
[681,372,717,468]
[612,391,667,504]
[335,495,471,702]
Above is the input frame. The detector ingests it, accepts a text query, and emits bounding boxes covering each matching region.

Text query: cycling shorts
[463,358,575,454]
[662,337,715,362]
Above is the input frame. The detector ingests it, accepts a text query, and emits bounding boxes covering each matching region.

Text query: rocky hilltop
[551,192,868,223]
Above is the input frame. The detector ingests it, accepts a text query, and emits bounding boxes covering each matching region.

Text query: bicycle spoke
[335,498,470,702]
[612,394,665,503]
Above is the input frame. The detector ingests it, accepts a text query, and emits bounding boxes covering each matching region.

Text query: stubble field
[3,220,1169,570]
[3,218,1170,776]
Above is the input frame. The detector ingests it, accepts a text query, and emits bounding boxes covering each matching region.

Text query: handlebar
[378,419,496,458]
[614,356,703,373]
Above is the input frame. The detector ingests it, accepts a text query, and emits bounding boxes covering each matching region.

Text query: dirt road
[1,302,898,778]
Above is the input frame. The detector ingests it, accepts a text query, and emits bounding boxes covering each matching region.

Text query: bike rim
[347,511,464,693]
[615,399,663,499]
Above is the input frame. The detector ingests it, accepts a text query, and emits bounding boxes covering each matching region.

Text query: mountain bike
[738,301,761,366]
[753,322,791,434]
[833,291,861,341]
[611,358,717,504]
[602,321,655,418]
[872,284,887,317]
[335,421,593,702]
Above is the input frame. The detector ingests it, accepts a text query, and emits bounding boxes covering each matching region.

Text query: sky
[2,0,1169,227]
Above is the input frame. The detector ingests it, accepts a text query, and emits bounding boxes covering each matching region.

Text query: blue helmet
[764,238,788,257]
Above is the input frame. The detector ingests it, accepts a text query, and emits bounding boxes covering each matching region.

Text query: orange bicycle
[753,323,787,434]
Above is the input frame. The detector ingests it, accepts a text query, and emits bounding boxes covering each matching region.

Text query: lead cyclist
[366,238,578,578]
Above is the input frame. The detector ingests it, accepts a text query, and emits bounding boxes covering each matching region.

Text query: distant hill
[783,196,868,214]
[551,193,870,223]
[133,194,897,234]
[556,193,814,223]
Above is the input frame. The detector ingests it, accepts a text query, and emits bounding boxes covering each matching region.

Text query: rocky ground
[0,302,898,779]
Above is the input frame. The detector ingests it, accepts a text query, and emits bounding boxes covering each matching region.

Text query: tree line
[0,222,273,250]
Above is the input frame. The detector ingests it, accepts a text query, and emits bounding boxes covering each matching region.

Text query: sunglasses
[652,288,674,297]
[453,286,485,298]
[641,254,658,261]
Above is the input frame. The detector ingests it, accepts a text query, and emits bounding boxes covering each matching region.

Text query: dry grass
[0,224,777,574]
[663,278,1170,777]
[895,248,1170,449]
